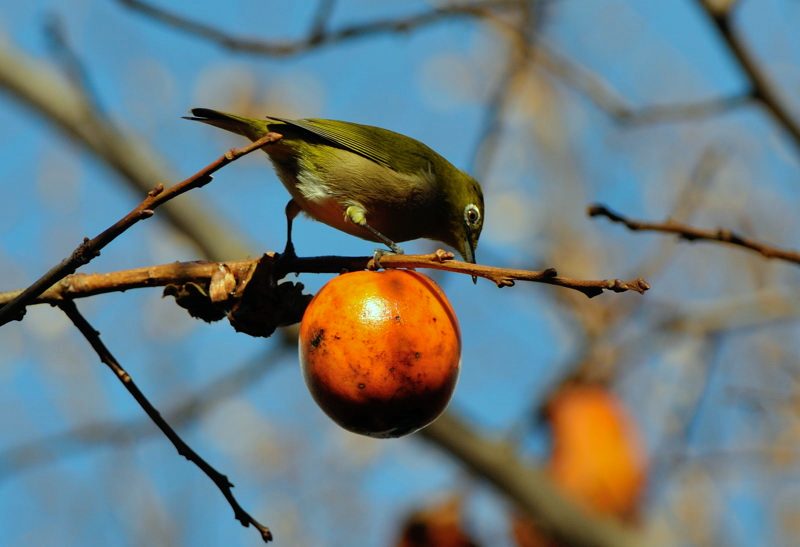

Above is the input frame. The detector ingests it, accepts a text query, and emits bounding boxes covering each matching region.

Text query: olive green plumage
[185,108,484,263]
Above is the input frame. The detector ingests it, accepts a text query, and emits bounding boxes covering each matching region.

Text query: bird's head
[440,170,484,265]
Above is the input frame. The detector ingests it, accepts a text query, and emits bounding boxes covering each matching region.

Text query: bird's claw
[370,249,387,270]
[282,242,297,260]
[370,246,403,270]
[275,241,298,273]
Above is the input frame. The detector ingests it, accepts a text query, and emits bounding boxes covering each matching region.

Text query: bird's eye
[464,204,481,226]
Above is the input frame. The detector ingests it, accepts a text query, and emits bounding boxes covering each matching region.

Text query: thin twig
[534,43,749,126]
[0,251,649,309]
[0,131,282,326]
[308,0,337,40]
[469,0,539,178]
[366,250,650,297]
[57,300,273,542]
[118,0,750,131]
[588,203,800,265]
[117,0,515,57]
[43,13,105,114]
[644,335,723,506]
[617,94,751,126]
[697,0,800,152]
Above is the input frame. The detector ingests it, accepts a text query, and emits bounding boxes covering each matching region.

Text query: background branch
[0,41,253,261]
[421,413,645,547]
[589,203,800,266]
[534,43,750,126]
[697,0,800,152]
[43,13,106,115]
[116,0,516,57]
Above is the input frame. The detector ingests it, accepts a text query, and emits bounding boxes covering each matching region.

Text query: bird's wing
[267,117,398,170]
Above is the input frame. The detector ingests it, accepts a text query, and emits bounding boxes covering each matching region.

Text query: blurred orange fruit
[299,270,461,438]
[546,385,647,518]
[396,496,479,547]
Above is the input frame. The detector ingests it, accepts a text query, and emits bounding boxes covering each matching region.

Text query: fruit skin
[547,385,647,519]
[299,270,461,438]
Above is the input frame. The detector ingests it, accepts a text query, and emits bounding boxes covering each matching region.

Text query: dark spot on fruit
[310,329,324,349]
[394,315,401,322]
[358,383,366,390]
[414,352,421,360]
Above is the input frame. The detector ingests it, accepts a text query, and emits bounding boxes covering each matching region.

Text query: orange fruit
[546,385,647,518]
[299,270,461,438]
[395,496,478,547]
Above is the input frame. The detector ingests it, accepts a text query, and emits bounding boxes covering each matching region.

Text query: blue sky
[2,1,800,546]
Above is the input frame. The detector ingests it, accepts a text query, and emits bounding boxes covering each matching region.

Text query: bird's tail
[184,108,272,141]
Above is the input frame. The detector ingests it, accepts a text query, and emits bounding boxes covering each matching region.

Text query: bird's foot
[388,242,404,255]
[275,241,298,275]
[370,246,403,270]
[281,240,297,260]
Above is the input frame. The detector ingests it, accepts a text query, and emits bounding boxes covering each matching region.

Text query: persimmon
[508,386,646,546]
[395,496,478,547]
[299,269,461,438]
[546,385,647,519]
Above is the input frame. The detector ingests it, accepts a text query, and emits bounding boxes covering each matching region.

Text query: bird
[185,108,484,266]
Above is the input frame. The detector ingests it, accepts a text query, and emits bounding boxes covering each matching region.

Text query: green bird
[185,108,484,265]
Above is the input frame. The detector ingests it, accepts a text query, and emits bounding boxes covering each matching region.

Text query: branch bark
[0,252,649,312]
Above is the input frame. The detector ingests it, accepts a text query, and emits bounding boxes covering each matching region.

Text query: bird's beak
[463,229,477,284]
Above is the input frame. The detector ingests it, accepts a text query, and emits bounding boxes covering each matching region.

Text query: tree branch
[420,412,645,547]
[697,0,800,152]
[116,0,515,57]
[43,13,106,115]
[0,132,282,327]
[307,0,337,41]
[367,251,650,296]
[57,300,273,542]
[116,0,751,132]
[616,94,751,126]
[469,0,542,178]
[588,203,800,266]
[534,43,750,126]
[0,41,253,261]
[0,251,649,313]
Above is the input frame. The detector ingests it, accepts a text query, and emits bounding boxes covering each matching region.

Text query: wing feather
[267,117,402,170]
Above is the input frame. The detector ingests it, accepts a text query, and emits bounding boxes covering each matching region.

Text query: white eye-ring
[464,203,481,226]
